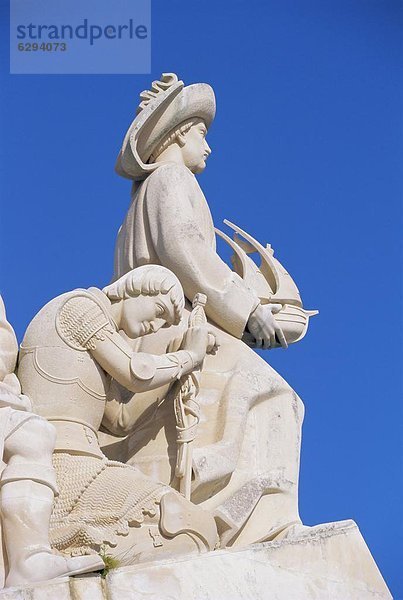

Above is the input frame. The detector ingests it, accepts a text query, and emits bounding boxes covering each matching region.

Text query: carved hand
[206,332,220,356]
[181,325,218,366]
[247,303,288,349]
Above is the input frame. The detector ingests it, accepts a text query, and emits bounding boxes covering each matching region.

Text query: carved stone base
[0,520,391,600]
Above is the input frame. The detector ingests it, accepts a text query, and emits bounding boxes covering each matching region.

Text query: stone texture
[0,521,392,600]
[69,574,105,600]
[0,578,71,600]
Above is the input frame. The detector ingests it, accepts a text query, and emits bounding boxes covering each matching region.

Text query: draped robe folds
[106,162,305,544]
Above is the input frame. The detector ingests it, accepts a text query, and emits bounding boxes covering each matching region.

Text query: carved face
[120,294,176,339]
[180,119,211,173]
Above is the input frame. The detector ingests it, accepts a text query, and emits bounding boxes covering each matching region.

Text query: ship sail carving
[215,220,318,346]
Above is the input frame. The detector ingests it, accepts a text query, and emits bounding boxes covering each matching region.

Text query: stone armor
[18,285,218,558]
[18,287,114,457]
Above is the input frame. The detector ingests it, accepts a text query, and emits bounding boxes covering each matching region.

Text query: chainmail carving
[50,453,164,555]
[56,294,114,351]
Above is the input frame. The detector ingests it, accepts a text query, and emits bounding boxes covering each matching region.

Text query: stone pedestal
[0,520,391,600]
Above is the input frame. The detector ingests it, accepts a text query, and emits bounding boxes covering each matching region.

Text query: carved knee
[0,463,58,495]
[27,418,56,455]
[4,416,56,465]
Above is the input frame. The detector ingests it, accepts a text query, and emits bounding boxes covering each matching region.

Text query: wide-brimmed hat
[115,73,216,181]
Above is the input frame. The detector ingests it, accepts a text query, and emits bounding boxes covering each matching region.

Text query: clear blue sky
[1,0,402,595]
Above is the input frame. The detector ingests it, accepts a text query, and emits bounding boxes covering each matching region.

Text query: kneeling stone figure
[17,266,218,565]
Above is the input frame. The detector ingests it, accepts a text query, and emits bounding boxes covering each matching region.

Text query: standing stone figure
[17,266,218,564]
[0,296,103,587]
[110,73,308,547]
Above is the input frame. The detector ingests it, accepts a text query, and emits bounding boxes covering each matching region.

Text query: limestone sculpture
[17,266,218,566]
[0,296,103,587]
[108,73,312,547]
[0,72,392,600]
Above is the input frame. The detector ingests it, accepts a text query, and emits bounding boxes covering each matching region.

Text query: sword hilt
[190,293,207,327]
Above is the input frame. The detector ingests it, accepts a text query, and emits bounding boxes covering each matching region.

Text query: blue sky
[1,0,402,595]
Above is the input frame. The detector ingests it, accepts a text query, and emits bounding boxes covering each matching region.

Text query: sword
[174,293,207,500]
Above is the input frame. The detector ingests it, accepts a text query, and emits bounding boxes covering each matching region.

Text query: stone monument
[0,73,392,599]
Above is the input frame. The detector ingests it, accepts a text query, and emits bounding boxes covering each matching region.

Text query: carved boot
[114,491,219,565]
[1,477,104,587]
[158,491,218,552]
